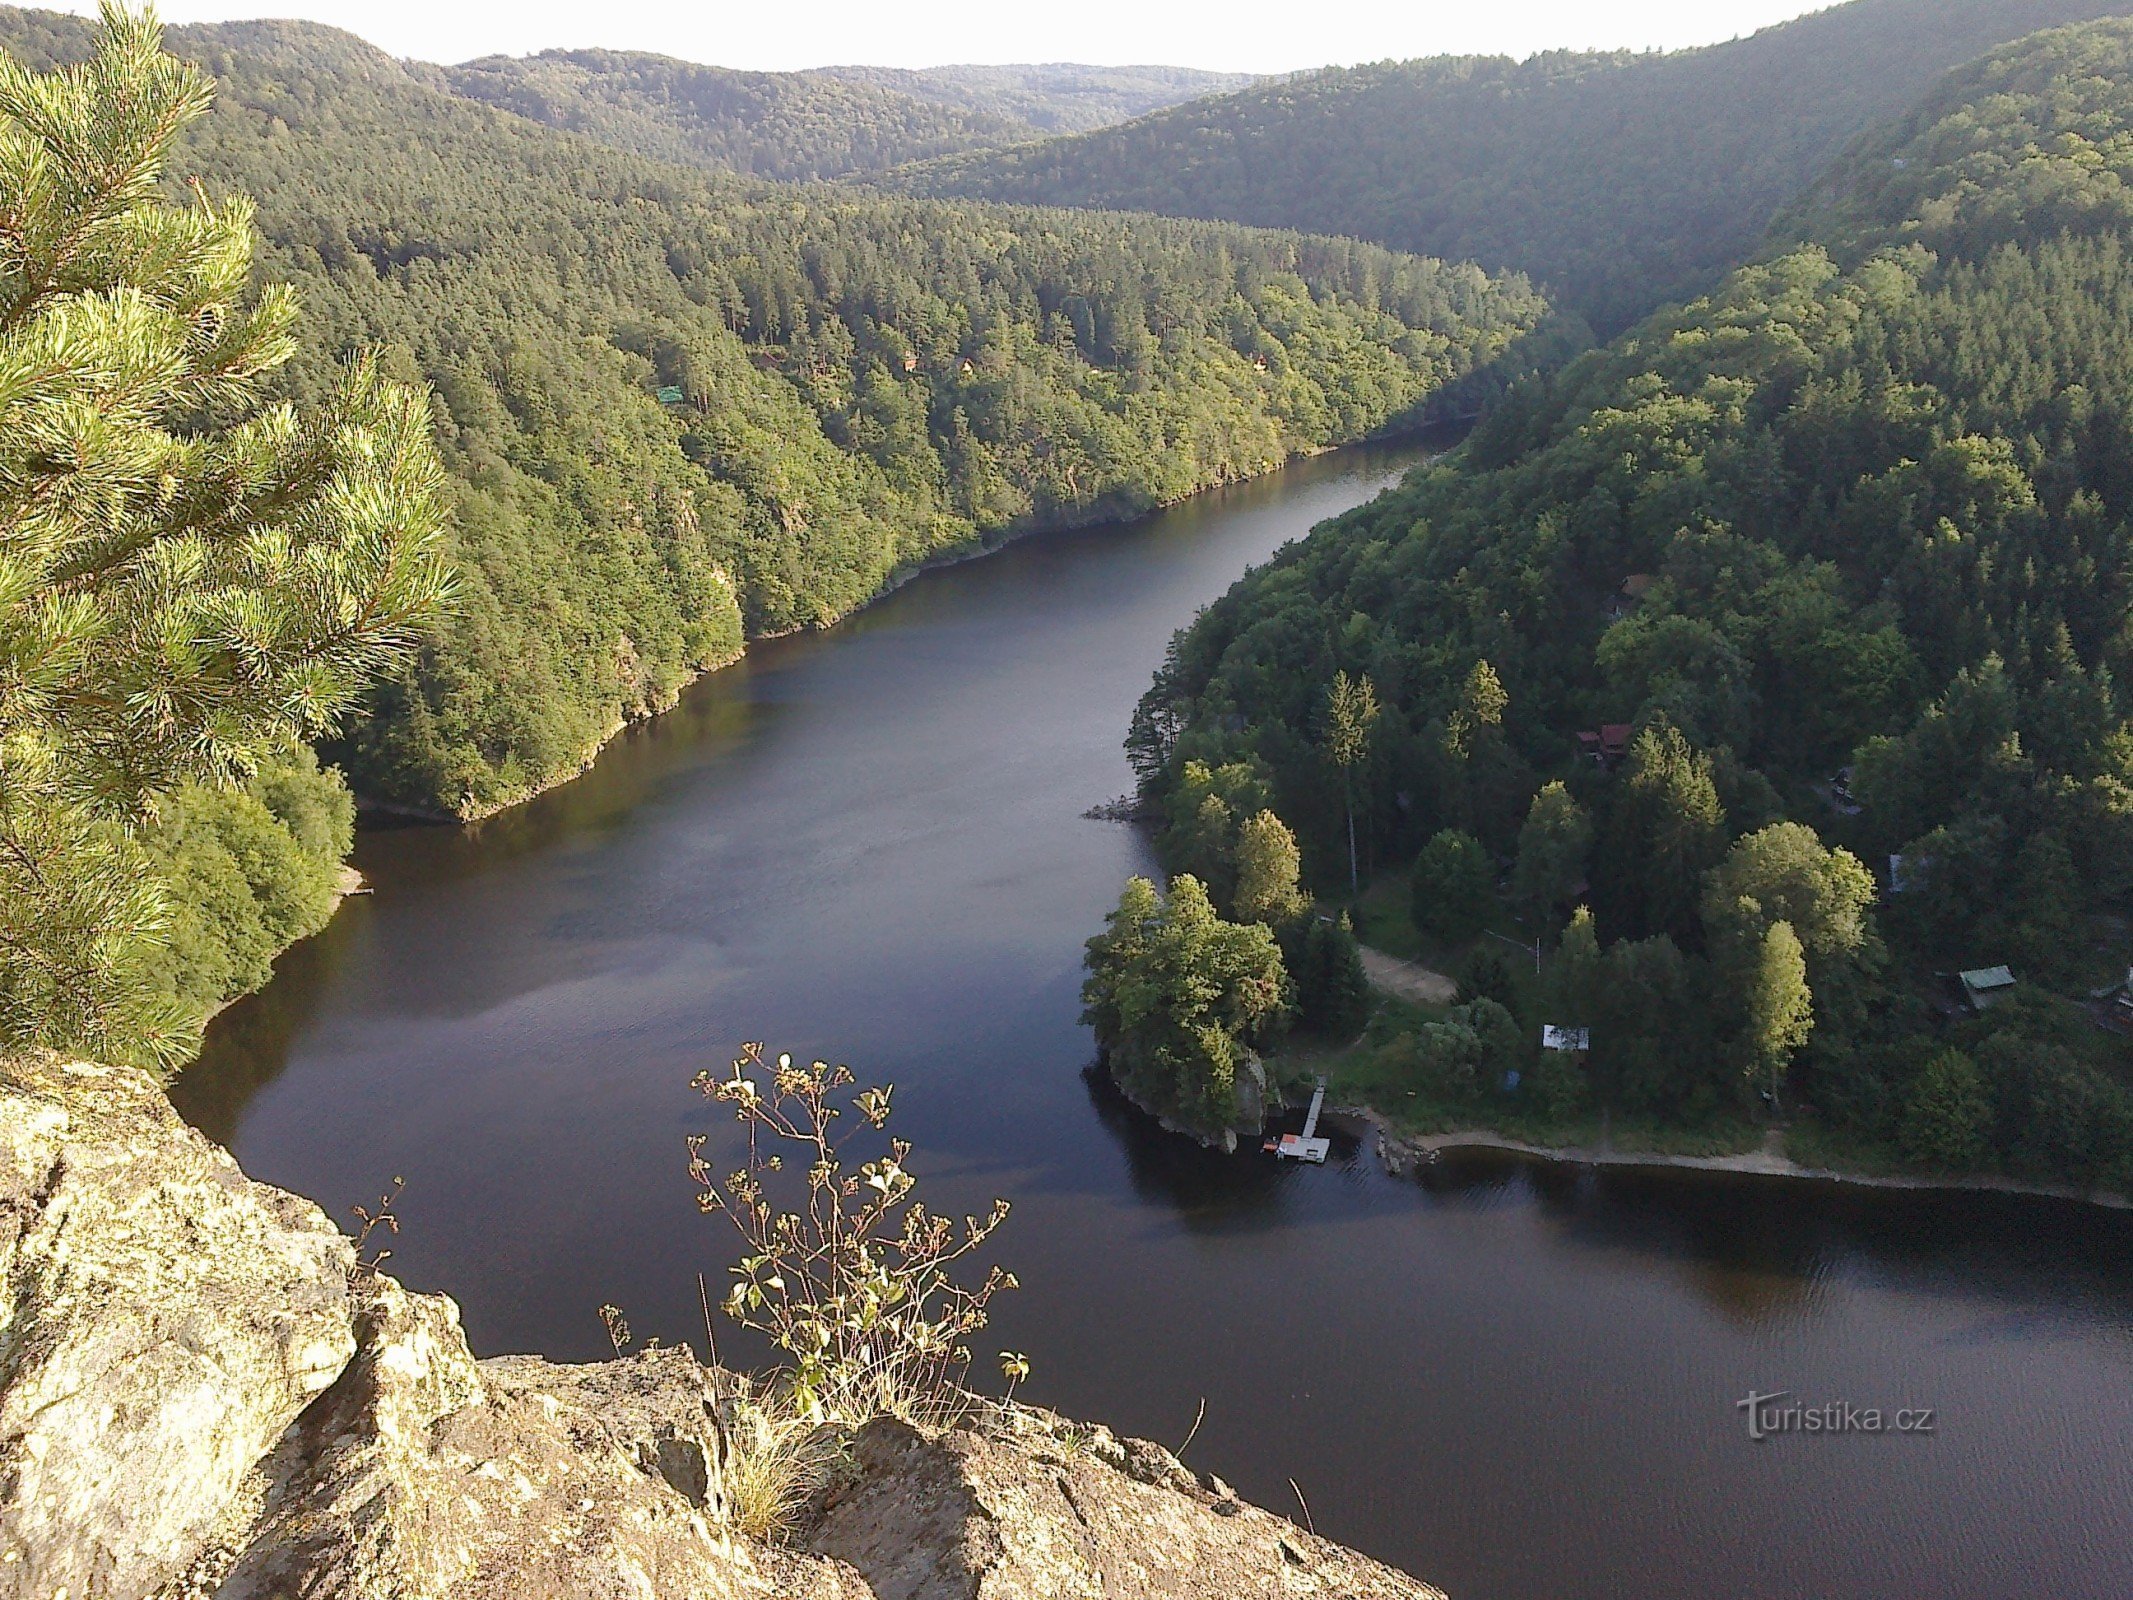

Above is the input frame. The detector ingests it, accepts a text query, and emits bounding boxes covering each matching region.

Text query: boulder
[0,1055,355,1600]
[1111,1052,1275,1154]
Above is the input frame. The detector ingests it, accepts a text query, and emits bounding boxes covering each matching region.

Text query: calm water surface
[177,444,2133,1600]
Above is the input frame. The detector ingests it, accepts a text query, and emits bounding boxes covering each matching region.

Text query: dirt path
[1357,945,1458,1005]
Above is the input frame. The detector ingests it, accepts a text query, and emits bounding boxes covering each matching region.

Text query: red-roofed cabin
[1600,725,1633,760]
[1577,731,1603,765]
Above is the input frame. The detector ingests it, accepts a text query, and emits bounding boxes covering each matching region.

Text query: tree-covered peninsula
[1122,18,2133,1193]
[438,53,1254,181]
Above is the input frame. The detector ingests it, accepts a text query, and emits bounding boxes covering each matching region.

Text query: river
[175,442,2133,1600]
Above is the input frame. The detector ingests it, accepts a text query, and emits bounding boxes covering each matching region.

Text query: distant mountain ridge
[439,52,1253,181]
[810,63,1260,135]
[896,0,2133,332]
[439,50,1030,182]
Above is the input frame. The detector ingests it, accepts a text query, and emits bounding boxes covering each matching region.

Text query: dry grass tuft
[717,1391,840,1544]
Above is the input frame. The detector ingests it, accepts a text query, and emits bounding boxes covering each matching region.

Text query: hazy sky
[55,1,1840,73]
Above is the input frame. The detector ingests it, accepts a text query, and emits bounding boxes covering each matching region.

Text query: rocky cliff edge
[0,1055,1444,1600]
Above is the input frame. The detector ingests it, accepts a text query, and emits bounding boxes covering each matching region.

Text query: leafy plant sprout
[689,1042,1022,1426]
[349,1177,405,1280]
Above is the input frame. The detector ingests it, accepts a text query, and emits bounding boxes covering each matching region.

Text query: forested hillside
[1130,18,2133,1189]
[0,8,1543,821]
[902,0,2133,333]
[439,50,1034,181]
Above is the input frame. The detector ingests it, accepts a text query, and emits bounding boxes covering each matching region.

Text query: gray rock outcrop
[0,1055,1444,1600]
[217,1279,854,1600]
[815,1411,1443,1600]
[0,1056,355,1600]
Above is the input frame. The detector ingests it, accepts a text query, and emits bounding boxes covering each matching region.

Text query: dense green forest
[0,8,1543,823]
[901,0,2133,334]
[1127,18,2133,1190]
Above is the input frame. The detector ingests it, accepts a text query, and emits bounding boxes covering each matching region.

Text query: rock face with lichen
[0,1057,1444,1600]
[817,1412,1441,1600]
[0,1056,355,1600]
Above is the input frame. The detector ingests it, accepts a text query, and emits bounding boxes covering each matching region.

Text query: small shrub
[691,1045,1019,1426]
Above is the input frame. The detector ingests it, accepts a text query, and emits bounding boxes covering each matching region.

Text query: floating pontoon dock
[1267,1076,1331,1163]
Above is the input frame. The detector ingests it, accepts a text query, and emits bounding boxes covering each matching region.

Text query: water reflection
[1080,1064,1300,1226]
[171,917,341,1146]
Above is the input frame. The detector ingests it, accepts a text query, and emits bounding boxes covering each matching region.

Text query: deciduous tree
[1897,1048,1991,1172]
[1081,875,1289,1135]
[1702,821,1877,978]
[1233,809,1309,927]
[1742,920,1813,1109]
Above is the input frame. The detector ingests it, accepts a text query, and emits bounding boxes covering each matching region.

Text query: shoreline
[1342,1104,2133,1211]
[360,432,1438,829]
[212,436,1437,1060]
[1315,942,2133,1212]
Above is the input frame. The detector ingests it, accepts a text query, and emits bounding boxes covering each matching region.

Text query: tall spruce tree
[1299,911,1371,1040]
[1599,723,1727,946]
[1512,780,1593,925]
[0,5,452,1067]
[1323,669,1376,893]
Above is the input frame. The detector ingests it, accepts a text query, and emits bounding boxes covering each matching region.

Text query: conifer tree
[1444,658,1507,758]
[1512,780,1593,924]
[1299,911,1370,1040]
[0,5,453,1067]
[1323,669,1376,893]
[1550,905,1604,1031]
[1411,827,1493,944]
[1600,723,1727,945]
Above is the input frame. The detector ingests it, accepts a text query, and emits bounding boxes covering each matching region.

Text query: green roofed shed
[1960,966,2017,1011]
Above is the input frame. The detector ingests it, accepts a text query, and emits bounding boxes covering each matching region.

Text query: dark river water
[175,443,2133,1600]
